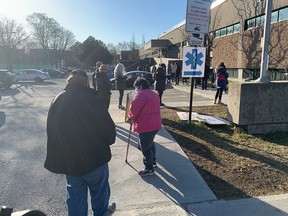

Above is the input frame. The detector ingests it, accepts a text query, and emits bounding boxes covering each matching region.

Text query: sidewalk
[171,82,228,105]
[107,88,288,215]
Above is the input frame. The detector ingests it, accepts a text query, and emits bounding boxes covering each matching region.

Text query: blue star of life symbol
[185,49,204,69]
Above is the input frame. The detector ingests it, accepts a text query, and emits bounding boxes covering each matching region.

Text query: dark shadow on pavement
[142,142,212,215]
[115,125,139,149]
[0,88,21,97]
[15,81,57,86]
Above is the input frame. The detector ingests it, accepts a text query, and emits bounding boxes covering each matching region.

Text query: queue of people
[45,61,165,216]
[44,59,228,215]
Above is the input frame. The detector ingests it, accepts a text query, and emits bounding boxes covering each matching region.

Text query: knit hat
[99,64,108,73]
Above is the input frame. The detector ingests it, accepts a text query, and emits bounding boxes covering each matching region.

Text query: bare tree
[229,0,288,79]
[54,28,76,67]
[26,13,76,68]
[106,43,119,64]
[26,13,61,67]
[116,34,141,60]
[26,13,60,49]
[0,18,29,71]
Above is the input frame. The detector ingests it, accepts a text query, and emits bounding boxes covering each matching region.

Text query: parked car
[0,70,16,88]
[14,69,50,82]
[41,68,66,78]
[110,70,153,89]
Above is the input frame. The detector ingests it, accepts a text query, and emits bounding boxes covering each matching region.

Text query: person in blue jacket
[214,62,229,104]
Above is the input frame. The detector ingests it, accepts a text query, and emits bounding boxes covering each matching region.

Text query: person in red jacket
[128,77,162,177]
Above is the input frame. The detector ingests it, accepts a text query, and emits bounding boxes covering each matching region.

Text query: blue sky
[0,0,188,45]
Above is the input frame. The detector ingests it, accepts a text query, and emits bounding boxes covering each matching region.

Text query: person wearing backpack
[214,62,228,104]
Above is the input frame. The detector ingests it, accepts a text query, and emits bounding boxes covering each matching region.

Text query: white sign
[185,0,211,34]
[177,112,229,125]
[182,46,206,77]
[190,32,205,46]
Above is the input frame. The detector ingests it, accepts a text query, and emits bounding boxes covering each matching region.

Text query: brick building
[139,0,288,80]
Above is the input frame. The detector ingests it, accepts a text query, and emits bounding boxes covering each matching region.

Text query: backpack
[217,72,226,80]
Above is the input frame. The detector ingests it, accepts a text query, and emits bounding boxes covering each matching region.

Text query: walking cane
[125,121,132,163]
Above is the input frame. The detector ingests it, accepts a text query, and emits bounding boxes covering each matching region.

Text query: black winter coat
[155,67,166,91]
[44,82,116,176]
[115,75,126,90]
[95,72,112,98]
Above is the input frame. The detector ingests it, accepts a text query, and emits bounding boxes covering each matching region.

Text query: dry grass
[161,106,288,200]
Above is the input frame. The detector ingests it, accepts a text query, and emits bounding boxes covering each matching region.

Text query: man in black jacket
[45,70,116,216]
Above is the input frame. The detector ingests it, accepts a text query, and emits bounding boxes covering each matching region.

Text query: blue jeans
[139,130,158,170]
[66,164,110,216]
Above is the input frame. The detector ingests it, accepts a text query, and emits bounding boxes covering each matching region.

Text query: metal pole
[255,0,272,83]
[189,77,194,122]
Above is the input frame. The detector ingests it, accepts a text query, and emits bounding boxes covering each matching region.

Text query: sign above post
[185,0,211,34]
[190,32,205,46]
[182,46,206,77]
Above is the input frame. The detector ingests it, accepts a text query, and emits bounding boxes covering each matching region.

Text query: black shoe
[160,103,165,106]
[153,163,157,168]
[138,168,155,177]
[118,105,125,110]
[104,203,116,216]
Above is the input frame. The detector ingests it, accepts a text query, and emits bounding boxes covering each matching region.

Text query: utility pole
[255,0,272,83]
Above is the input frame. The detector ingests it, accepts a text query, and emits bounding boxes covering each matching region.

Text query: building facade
[139,0,288,80]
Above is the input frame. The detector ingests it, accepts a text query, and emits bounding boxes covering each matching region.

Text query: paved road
[0,78,212,215]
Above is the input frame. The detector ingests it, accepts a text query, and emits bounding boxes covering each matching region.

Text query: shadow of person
[116,124,139,149]
[0,112,6,128]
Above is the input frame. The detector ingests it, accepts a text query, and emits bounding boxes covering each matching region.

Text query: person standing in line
[92,61,103,90]
[166,63,172,84]
[114,63,126,110]
[201,63,210,90]
[95,64,112,110]
[155,63,166,106]
[170,62,177,83]
[45,69,116,216]
[214,62,229,104]
[175,62,181,85]
[128,77,162,177]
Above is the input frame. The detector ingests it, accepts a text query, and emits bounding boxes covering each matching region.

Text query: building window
[271,10,278,23]
[246,18,256,29]
[233,23,240,33]
[214,22,240,38]
[215,30,221,37]
[279,7,288,21]
[256,15,265,27]
[227,25,234,35]
[220,28,226,36]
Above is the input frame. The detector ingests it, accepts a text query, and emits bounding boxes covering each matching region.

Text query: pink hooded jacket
[128,89,161,133]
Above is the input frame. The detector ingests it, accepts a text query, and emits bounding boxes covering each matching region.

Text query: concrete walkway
[107,85,288,216]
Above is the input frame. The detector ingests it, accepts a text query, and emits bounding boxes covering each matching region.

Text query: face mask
[135,87,141,94]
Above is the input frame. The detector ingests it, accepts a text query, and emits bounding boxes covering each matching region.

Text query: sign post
[185,0,211,34]
[182,46,206,122]
[184,0,211,122]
